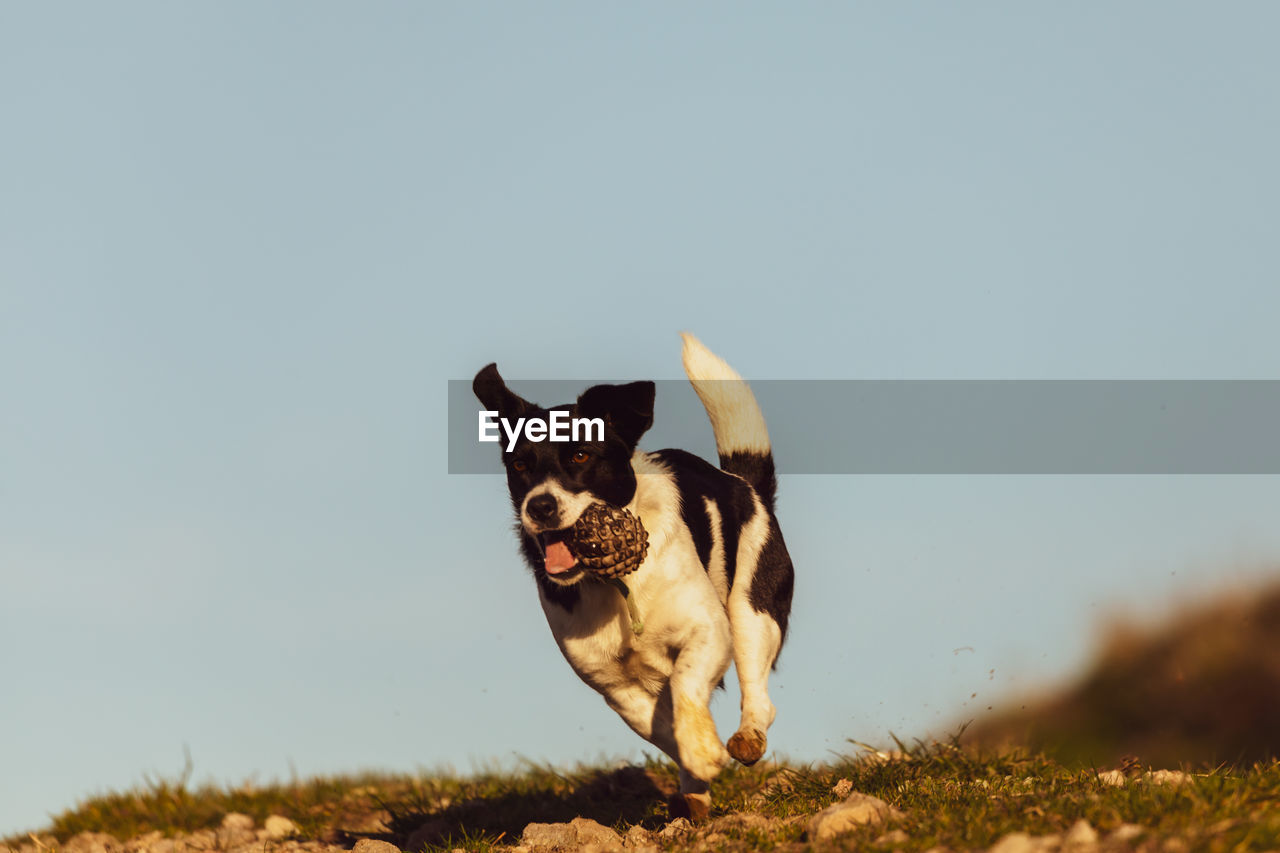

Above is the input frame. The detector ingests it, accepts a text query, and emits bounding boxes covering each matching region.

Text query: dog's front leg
[603,682,714,822]
[602,683,679,759]
[668,620,732,809]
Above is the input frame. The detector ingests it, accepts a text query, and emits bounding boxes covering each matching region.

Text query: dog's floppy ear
[473,363,531,422]
[576,381,655,449]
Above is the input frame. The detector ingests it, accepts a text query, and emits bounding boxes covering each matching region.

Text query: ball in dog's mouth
[538,503,649,579]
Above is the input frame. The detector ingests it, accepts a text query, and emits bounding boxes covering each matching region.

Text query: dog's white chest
[540,581,674,695]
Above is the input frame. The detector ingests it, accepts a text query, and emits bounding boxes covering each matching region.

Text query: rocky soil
[3,768,1219,853]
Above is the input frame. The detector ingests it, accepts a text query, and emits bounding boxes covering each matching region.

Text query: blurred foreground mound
[967,578,1280,769]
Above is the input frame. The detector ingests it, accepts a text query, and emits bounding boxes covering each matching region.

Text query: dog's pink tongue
[543,540,577,574]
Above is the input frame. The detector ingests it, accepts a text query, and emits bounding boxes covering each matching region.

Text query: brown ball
[563,503,649,578]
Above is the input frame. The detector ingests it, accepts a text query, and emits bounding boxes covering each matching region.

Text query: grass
[7,737,1280,853]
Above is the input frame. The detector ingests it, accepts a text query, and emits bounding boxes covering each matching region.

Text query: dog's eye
[511,459,528,472]
[570,450,590,464]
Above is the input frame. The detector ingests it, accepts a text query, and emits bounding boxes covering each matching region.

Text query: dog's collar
[604,577,644,635]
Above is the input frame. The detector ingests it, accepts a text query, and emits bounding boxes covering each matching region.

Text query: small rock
[221,814,254,833]
[352,840,401,853]
[219,815,255,847]
[521,822,577,849]
[568,818,623,848]
[521,819,622,850]
[65,833,120,853]
[658,818,694,840]
[264,817,299,840]
[187,829,216,851]
[1108,825,1146,844]
[1097,770,1127,787]
[807,792,897,841]
[1145,770,1192,786]
[624,825,652,846]
[1064,819,1098,848]
[764,768,800,794]
[989,832,1036,853]
[877,829,910,845]
[832,778,854,798]
[124,831,163,853]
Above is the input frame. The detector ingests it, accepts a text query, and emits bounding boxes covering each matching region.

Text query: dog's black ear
[473,363,531,422]
[576,381,655,449]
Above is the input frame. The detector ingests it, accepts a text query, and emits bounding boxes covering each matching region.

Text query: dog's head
[473,364,655,585]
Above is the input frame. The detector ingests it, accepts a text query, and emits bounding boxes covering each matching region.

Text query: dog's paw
[667,792,712,823]
[727,727,767,765]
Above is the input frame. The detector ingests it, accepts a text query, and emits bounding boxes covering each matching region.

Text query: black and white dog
[472,334,794,819]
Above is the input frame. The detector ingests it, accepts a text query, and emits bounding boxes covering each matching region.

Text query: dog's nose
[526,494,559,526]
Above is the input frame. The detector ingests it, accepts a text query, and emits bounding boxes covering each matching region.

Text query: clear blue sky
[4,2,1280,837]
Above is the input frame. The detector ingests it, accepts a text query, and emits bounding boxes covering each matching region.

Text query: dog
[472,333,795,820]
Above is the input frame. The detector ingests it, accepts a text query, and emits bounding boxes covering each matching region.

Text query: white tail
[680,332,771,458]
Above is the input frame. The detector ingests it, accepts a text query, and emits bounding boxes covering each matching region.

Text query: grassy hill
[9,580,1280,852]
[5,741,1279,852]
[965,579,1280,769]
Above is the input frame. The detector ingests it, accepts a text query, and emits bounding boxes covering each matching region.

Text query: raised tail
[680,332,778,511]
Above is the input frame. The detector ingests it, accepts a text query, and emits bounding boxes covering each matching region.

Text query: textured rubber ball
[563,503,649,579]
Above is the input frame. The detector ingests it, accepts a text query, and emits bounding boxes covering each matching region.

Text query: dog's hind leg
[727,599,783,765]
[726,512,793,766]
